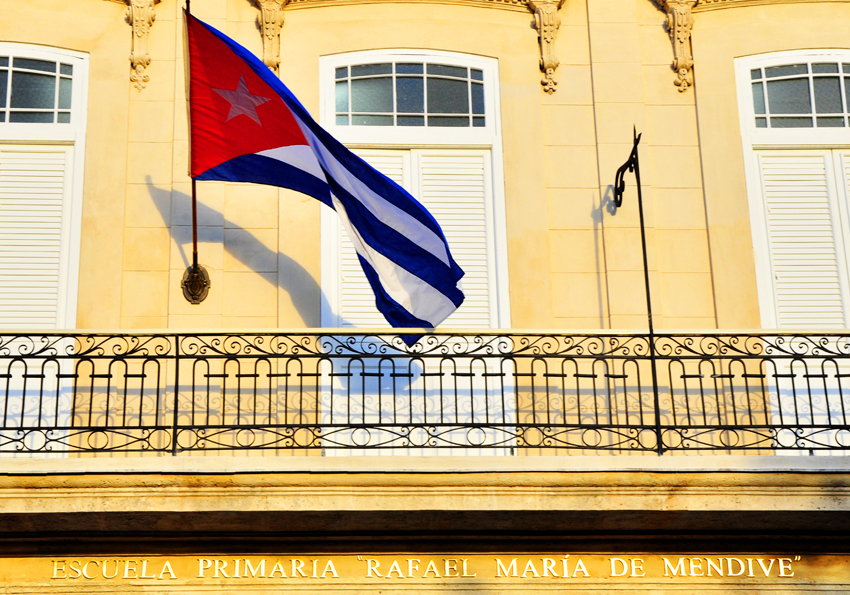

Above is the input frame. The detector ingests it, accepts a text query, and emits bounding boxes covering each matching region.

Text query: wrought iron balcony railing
[0,331,848,455]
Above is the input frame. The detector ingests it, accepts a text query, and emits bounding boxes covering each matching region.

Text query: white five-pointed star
[212,75,271,125]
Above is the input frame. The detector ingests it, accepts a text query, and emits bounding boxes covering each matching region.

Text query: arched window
[0,44,88,328]
[319,50,509,329]
[1,55,75,124]
[333,61,485,128]
[737,50,850,328]
[748,60,850,129]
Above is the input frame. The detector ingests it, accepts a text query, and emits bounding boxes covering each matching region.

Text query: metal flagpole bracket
[183,3,208,305]
[611,127,664,454]
[613,127,642,210]
[181,262,210,304]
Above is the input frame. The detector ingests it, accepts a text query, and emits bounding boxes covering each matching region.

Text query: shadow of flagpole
[145,176,336,328]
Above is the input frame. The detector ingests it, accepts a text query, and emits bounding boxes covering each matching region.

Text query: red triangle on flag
[187,15,308,177]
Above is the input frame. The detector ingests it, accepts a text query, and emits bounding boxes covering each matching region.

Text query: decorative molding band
[659,0,696,92]
[284,0,530,12]
[105,0,160,92]
[695,0,850,11]
[256,0,287,71]
[527,0,565,93]
[252,0,529,73]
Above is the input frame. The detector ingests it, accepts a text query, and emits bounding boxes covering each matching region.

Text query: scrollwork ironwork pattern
[0,331,847,454]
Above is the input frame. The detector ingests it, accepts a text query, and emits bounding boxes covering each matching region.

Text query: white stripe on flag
[257,145,327,182]
[299,127,452,267]
[331,193,457,326]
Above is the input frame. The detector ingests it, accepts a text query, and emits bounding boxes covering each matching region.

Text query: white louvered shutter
[0,147,71,328]
[339,149,492,328]
[757,151,848,328]
[417,151,490,327]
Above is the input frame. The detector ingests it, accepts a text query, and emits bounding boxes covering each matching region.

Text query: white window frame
[318,49,510,329]
[736,49,850,328]
[0,43,88,329]
[320,49,501,147]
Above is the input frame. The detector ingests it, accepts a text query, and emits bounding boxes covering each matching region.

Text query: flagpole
[191,178,198,271]
[187,0,197,271]
[181,0,210,304]
[613,128,662,455]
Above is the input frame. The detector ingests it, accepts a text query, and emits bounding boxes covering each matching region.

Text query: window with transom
[0,44,88,329]
[738,50,850,329]
[318,50,509,329]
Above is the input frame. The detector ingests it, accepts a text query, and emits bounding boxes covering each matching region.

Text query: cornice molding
[105,0,161,92]
[527,0,565,93]
[658,0,696,92]
[0,459,849,535]
[695,0,850,11]
[283,0,530,12]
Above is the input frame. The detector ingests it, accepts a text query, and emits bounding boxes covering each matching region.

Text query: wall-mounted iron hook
[613,126,642,209]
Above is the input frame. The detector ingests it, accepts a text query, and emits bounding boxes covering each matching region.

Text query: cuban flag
[186,12,464,332]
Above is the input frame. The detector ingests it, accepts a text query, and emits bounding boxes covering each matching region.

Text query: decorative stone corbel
[255,0,287,72]
[659,0,697,91]
[527,0,565,93]
[127,0,158,92]
[104,0,159,92]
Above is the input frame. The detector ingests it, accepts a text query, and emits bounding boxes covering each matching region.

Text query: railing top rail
[0,330,848,342]
[0,332,847,360]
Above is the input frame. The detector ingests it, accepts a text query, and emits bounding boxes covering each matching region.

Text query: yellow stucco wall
[549,0,714,330]
[692,1,850,329]
[2,0,849,332]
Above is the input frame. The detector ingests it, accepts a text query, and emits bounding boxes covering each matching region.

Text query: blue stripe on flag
[323,145,448,240]
[327,177,464,303]
[196,154,333,208]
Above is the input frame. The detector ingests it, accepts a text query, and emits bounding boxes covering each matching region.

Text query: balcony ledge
[2,453,850,476]
[0,455,848,554]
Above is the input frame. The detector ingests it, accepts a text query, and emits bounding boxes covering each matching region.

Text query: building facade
[3,0,850,333]
[1,0,850,593]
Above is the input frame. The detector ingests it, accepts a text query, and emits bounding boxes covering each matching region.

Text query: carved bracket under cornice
[659,0,697,92]
[106,0,160,92]
[128,0,158,91]
[527,0,565,93]
[254,0,287,72]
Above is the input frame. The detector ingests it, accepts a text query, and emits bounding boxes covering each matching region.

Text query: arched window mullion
[746,58,850,131]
